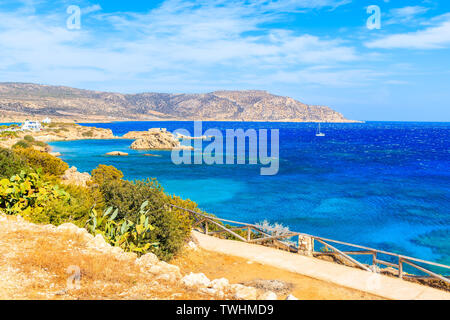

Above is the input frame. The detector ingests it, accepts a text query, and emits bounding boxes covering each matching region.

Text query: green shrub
[38,184,103,226]
[99,178,193,260]
[86,202,159,255]
[0,131,19,139]
[82,130,94,137]
[23,135,35,142]
[15,147,68,176]
[0,148,29,179]
[91,164,124,185]
[0,171,70,218]
[12,140,32,149]
[33,140,48,148]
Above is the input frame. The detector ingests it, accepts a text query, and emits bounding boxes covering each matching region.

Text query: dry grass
[172,246,384,300]
[0,215,223,300]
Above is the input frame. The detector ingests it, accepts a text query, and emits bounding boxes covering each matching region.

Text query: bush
[0,148,29,179]
[99,178,193,260]
[82,130,94,137]
[0,131,19,139]
[37,184,102,226]
[15,147,68,176]
[91,164,124,185]
[12,140,32,149]
[23,135,35,142]
[86,202,159,255]
[0,171,70,218]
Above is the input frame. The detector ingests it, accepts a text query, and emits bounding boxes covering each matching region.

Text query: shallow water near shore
[48,121,450,269]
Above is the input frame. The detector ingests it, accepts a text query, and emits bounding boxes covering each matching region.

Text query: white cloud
[366,14,450,49]
[0,0,365,91]
[386,6,430,25]
[82,4,101,15]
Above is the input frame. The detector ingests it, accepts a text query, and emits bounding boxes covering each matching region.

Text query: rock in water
[106,151,129,156]
[130,129,191,150]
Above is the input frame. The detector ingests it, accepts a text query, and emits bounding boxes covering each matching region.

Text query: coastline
[0,116,363,124]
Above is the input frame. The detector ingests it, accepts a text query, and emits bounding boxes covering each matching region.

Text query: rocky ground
[0,123,114,149]
[0,213,279,300]
[172,243,383,300]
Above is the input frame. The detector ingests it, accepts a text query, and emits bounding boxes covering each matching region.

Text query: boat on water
[316,123,325,137]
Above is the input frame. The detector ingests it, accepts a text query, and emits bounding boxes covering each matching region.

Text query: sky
[0,0,449,121]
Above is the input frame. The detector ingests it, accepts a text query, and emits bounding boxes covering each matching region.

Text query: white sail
[316,123,325,137]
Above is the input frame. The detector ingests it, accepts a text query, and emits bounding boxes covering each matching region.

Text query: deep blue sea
[48,121,450,268]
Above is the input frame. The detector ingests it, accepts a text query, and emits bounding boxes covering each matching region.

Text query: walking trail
[192,231,450,300]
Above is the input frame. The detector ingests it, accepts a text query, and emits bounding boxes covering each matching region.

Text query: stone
[89,234,111,250]
[186,241,199,251]
[156,273,177,282]
[105,151,128,156]
[208,278,229,291]
[157,261,182,279]
[49,152,61,157]
[181,272,211,288]
[258,291,278,300]
[135,252,159,267]
[61,166,91,187]
[231,284,258,300]
[297,235,314,257]
[143,154,162,157]
[285,294,299,300]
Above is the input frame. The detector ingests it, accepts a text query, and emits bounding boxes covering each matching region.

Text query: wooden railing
[168,204,450,285]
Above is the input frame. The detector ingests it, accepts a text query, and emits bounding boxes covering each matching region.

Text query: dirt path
[172,247,383,300]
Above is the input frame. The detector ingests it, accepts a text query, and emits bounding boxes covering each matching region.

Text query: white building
[42,117,52,124]
[21,120,42,131]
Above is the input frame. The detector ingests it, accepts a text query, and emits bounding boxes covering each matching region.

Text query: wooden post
[372,252,377,267]
[205,220,208,235]
[399,258,403,279]
[247,227,251,242]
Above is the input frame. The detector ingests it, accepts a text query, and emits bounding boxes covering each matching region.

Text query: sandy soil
[172,247,384,300]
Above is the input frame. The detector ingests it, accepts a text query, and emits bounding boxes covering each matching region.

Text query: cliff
[0,83,357,122]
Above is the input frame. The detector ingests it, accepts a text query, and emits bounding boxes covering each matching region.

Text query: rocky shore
[0,123,114,149]
[0,124,191,152]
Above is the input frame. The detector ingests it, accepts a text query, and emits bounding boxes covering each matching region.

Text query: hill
[0,83,356,122]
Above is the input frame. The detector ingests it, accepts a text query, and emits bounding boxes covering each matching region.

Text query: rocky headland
[0,123,189,152]
[0,122,114,149]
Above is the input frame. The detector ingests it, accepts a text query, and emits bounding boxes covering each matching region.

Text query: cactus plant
[86,200,159,255]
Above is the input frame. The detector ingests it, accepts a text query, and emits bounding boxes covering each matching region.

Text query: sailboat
[316,123,325,137]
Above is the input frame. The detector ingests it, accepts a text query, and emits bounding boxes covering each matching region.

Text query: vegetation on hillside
[0,146,200,260]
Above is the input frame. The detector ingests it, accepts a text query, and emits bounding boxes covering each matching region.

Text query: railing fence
[168,204,450,286]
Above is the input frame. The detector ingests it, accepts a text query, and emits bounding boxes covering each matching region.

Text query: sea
[46,121,449,269]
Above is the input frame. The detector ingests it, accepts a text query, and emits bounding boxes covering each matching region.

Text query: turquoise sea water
[48,121,450,268]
